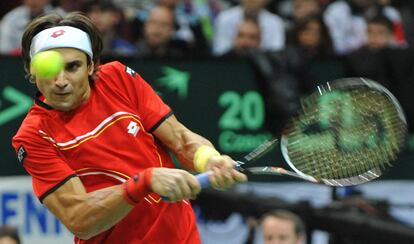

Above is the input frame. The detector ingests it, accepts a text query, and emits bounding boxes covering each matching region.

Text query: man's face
[144,7,174,48]
[32,48,93,111]
[298,20,321,50]
[262,217,303,244]
[367,23,392,50]
[234,21,261,54]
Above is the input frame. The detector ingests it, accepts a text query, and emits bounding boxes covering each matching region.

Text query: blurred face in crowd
[144,6,174,49]
[32,48,93,112]
[87,8,120,33]
[298,20,321,50]
[242,0,268,16]
[0,236,18,244]
[233,20,261,54]
[262,216,303,244]
[367,23,393,50]
[293,0,320,21]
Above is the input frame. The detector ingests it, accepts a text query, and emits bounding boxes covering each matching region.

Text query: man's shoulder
[98,61,140,80]
[99,61,125,72]
[13,106,47,143]
[260,9,284,24]
[96,61,143,94]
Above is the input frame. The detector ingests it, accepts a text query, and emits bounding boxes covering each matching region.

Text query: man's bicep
[13,134,77,200]
[153,115,204,150]
[152,115,182,147]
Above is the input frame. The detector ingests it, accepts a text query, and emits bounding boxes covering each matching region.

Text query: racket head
[281,77,407,186]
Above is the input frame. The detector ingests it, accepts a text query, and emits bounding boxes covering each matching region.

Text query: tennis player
[12,12,246,243]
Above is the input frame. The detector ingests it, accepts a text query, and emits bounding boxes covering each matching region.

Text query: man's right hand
[150,168,201,202]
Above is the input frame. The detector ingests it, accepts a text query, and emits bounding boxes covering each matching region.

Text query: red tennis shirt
[12,61,200,243]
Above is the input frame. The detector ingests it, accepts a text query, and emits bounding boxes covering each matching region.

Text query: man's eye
[66,63,80,71]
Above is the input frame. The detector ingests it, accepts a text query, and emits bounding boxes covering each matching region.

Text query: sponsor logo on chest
[127,121,140,137]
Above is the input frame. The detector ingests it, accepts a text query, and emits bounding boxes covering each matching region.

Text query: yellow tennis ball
[31,50,64,79]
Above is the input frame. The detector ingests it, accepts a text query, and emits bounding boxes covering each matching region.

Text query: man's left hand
[205,155,247,190]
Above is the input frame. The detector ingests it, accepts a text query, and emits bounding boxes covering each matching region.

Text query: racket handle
[196,162,243,188]
[161,172,211,201]
[196,171,212,188]
[162,162,244,201]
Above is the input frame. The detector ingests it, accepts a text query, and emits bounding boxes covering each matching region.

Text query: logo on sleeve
[17,146,27,163]
[125,66,137,77]
[127,121,140,137]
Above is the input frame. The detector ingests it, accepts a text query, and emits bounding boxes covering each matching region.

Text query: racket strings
[285,87,407,181]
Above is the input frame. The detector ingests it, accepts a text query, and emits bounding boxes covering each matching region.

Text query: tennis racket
[197,77,408,187]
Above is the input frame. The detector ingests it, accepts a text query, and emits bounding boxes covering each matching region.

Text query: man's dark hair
[367,14,394,31]
[21,12,103,80]
[0,226,20,244]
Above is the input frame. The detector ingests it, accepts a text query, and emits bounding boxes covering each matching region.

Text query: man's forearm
[45,182,133,240]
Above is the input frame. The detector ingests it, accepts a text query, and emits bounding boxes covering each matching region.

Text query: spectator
[323,0,407,55]
[261,210,306,244]
[345,15,395,88]
[366,13,394,49]
[213,0,285,56]
[129,0,218,55]
[286,13,343,88]
[345,14,414,132]
[223,18,261,57]
[136,5,187,57]
[0,226,20,244]
[376,0,406,46]
[82,0,137,57]
[0,0,65,55]
[288,14,334,60]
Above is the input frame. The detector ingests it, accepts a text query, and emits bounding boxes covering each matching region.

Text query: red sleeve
[12,128,76,202]
[133,71,173,132]
[100,62,172,132]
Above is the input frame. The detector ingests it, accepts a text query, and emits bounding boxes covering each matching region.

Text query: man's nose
[54,71,68,88]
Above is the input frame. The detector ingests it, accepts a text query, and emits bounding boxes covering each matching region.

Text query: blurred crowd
[0,0,413,58]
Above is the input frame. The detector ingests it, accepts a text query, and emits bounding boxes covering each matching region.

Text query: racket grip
[196,171,212,189]
[161,172,211,202]
[196,162,243,188]
[163,162,243,201]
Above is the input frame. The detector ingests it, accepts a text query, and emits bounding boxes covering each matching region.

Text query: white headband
[30,26,93,58]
